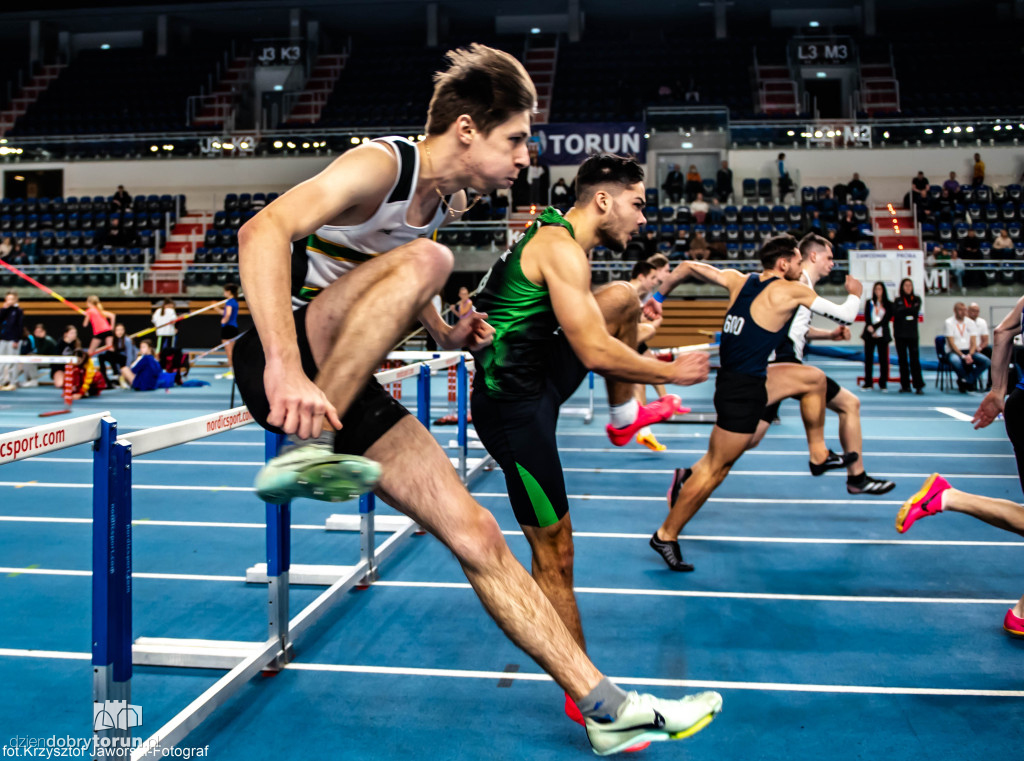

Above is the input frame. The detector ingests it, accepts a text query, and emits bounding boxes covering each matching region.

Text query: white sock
[637,426,653,439]
[609,398,639,429]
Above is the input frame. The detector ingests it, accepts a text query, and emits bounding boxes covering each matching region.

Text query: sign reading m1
[533,123,646,165]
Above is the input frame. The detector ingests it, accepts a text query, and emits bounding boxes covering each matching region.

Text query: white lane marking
[1,517,1020,548]
[934,407,976,422]
[2,568,1015,604]
[0,648,91,660]
[558,468,1013,477]
[283,661,1024,697]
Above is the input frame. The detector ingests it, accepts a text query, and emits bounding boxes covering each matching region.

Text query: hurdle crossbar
[0,354,81,364]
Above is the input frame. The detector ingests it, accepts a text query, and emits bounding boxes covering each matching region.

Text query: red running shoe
[1004,609,1024,637]
[895,473,950,533]
[607,395,686,447]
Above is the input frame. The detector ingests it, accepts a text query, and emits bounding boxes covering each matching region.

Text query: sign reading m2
[533,123,646,165]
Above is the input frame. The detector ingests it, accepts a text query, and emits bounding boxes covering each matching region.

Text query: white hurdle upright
[121,353,493,758]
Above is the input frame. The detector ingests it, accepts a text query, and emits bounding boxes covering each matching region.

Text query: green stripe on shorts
[515,462,559,527]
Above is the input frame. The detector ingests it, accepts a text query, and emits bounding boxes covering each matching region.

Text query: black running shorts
[470,334,588,528]
[221,324,240,341]
[714,369,768,434]
[233,304,409,456]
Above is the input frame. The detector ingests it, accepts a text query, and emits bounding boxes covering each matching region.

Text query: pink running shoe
[895,473,950,533]
[1004,609,1024,637]
[607,395,687,447]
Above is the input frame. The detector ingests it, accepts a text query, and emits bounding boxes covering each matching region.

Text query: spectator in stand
[911,171,930,213]
[0,290,24,391]
[550,177,571,209]
[526,153,548,206]
[959,228,982,259]
[119,339,162,391]
[893,278,925,394]
[17,323,56,388]
[111,185,132,212]
[684,164,702,203]
[642,227,658,257]
[934,187,955,223]
[453,286,474,320]
[826,228,847,260]
[104,214,136,248]
[994,229,1014,254]
[0,237,11,258]
[99,323,134,383]
[687,231,710,261]
[777,153,793,201]
[152,298,177,353]
[7,241,28,266]
[943,171,960,196]
[973,153,986,187]
[716,160,733,203]
[690,192,709,224]
[673,228,688,258]
[862,282,892,391]
[803,209,824,238]
[838,208,859,243]
[847,172,869,202]
[949,248,966,294]
[51,325,80,389]
[662,164,683,204]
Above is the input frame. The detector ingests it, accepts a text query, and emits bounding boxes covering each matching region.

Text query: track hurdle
[85,354,493,757]
[0,411,131,756]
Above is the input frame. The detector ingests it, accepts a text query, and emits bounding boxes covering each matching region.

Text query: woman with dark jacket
[862,281,892,390]
[893,278,925,394]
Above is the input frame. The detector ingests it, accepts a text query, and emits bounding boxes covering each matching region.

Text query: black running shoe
[667,467,692,509]
[650,532,694,572]
[809,450,858,476]
[847,475,896,495]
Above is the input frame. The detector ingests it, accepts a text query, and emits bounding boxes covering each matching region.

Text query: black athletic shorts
[1005,387,1024,494]
[760,358,842,422]
[470,335,588,528]
[233,304,410,456]
[714,369,768,434]
[93,330,112,342]
[221,324,240,341]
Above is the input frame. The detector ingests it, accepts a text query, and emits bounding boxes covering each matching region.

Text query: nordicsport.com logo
[205,409,252,433]
[3,702,209,758]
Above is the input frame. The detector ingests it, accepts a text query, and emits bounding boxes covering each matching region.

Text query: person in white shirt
[968,301,993,389]
[689,192,710,224]
[945,301,990,391]
[151,299,177,353]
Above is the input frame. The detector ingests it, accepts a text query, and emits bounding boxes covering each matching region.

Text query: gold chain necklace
[422,140,480,217]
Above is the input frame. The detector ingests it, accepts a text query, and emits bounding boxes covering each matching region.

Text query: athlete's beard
[596,223,630,253]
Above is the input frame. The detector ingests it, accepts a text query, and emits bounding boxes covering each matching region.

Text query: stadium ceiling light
[531,27,541,34]
[826,130,836,138]
[302,142,310,149]
[350,136,360,144]
[681,142,693,149]
[786,130,795,136]
[1019,123,1024,129]
[924,128,933,135]
[882,131,890,138]
[643,132,650,138]
[994,125,1003,131]
[809,20,820,27]
[212,141,221,148]
[240,141,249,149]
[13,175,24,181]
[816,71,827,78]
[150,145,158,152]
[223,143,235,150]
[814,130,823,138]
[273,85,283,91]
[273,140,283,148]
[101,44,111,50]
[952,126,961,133]
[965,126,974,133]
[286,141,296,149]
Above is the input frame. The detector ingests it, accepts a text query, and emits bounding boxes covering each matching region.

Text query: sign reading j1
[532,123,646,165]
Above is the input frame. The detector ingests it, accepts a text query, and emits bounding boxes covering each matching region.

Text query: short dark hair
[224,282,238,297]
[798,232,830,259]
[759,235,799,269]
[426,44,536,136]
[574,154,645,203]
[646,253,670,269]
[631,260,655,279]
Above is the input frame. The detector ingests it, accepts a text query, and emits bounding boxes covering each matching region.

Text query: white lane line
[0,567,246,582]
[0,650,1015,697]
[27,457,262,467]
[934,407,976,422]
[1,568,1014,604]
[284,661,1024,697]
[0,482,254,492]
[558,468,1014,478]
[0,648,91,660]
[555,433,1007,442]
[2,516,1020,548]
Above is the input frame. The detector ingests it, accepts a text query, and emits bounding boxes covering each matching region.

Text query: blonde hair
[86,295,105,311]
